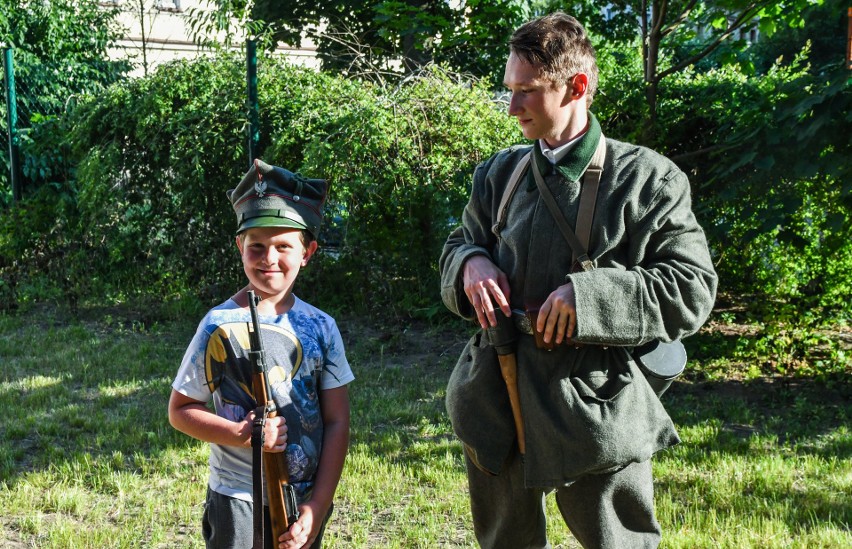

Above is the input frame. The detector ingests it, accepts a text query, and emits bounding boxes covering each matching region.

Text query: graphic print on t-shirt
[204,321,304,414]
[202,321,322,490]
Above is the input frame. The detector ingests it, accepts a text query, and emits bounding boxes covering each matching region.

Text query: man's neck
[544,109,589,150]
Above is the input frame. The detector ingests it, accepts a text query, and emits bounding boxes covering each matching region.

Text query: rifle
[247,290,300,548]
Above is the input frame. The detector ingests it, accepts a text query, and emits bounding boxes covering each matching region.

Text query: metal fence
[1,46,79,206]
[2,47,22,203]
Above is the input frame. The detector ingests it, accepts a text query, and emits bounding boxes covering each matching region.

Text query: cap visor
[237,216,307,234]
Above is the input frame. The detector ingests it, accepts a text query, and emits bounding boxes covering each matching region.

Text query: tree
[633,0,824,138]
[0,0,130,205]
[191,0,530,81]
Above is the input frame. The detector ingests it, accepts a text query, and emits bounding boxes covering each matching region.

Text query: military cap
[227,159,327,237]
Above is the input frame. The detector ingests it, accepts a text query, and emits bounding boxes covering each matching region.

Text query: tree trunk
[401,0,431,72]
[643,0,664,143]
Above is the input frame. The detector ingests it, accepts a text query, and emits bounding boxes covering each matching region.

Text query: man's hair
[509,12,598,106]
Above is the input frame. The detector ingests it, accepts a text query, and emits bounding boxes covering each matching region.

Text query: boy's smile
[236,226,317,307]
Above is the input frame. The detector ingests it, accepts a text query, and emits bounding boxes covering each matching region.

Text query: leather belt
[511,308,588,349]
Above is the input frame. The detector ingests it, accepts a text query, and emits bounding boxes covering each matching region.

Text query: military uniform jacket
[440,116,718,486]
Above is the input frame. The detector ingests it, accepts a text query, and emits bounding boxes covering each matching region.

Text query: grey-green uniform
[440,115,717,548]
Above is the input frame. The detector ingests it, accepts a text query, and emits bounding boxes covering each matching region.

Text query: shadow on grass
[664,376,850,459]
[0,308,209,488]
[657,376,851,532]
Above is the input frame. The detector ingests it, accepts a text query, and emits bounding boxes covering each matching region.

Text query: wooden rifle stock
[485,309,525,456]
[247,291,299,545]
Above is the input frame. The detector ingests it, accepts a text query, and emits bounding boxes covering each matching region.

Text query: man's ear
[570,73,588,100]
[235,234,244,255]
[302,240,319,266]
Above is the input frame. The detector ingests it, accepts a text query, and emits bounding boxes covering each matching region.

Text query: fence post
[247,39,259,167]
[3,47,22,202]
[847,7,851,75]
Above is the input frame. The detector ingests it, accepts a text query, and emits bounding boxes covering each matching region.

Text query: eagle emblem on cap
[254,179,267,198]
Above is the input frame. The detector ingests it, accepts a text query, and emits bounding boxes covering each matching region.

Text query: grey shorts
[202,487,332,549]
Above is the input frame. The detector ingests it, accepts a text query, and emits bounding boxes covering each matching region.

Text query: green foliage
[70,54,250,306]
[200,0,529,82]
[0,55,518,320]
[427,0,531,84]
[0,0,130,206]
[588,17,851,377]
[294,67,519,316]
[0,171,80,309]
[2,1,848,376]
[592,40,648,142]
[688,52,852,322]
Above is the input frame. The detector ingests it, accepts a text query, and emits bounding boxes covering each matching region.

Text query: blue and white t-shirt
[172,295,354,502]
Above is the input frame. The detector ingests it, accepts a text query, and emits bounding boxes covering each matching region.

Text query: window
[155,0,182,12]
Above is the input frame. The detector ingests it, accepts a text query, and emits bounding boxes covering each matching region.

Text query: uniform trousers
[465,447,661,549]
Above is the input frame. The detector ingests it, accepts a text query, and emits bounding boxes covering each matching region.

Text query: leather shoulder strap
[531,133,606,272]
[491,151,532,238]
[575,134,606,257]
[531,155,594,272]
[490,135,606,273]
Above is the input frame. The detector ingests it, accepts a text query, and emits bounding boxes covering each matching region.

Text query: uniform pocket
[445,333,516,475]
[536,347,680,479]
[568,348,634,402]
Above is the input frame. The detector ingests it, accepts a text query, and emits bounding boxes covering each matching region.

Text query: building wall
[104,0,320,77]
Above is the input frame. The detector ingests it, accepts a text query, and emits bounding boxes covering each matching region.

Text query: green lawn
[0,306,849,548]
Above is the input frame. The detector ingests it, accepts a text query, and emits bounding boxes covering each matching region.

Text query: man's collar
[532,112,602,183]
[540,135,582,164]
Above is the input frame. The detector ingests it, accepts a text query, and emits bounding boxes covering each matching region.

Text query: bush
[0,55,519,320]
[294,67,519,317]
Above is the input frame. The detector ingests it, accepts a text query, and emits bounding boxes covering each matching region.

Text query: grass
[0,304,849,548]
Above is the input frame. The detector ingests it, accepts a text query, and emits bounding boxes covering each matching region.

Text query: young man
[440,12,717,549]
[169,160,354,549]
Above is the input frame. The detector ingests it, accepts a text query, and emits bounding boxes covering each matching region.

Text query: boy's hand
[278,501,327,549]
[244,411,288,452]
[263,415,288,452]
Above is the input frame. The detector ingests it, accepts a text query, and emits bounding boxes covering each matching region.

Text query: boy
[169,160,354,549]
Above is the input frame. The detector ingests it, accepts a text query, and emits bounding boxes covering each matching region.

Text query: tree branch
[650,0,668,39]
[670,142,735,164]
[660,0,698,38]
[656,2,767,81]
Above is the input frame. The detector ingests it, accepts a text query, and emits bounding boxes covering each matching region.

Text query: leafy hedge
[1,47,849,378]
[0,54,518,318]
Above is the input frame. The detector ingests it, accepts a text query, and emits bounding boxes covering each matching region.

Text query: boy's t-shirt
[173,295,354,503]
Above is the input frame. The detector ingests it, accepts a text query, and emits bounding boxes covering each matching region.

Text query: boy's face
[236,227,318,301]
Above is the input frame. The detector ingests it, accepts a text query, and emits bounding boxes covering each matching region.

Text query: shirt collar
[531,112,602,185]
[539,133,585,164]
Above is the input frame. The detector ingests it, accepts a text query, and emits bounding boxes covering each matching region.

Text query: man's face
[503,52,573,148]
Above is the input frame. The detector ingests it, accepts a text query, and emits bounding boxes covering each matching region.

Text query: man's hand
[463,255,511,329]
[535,282,577,345]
